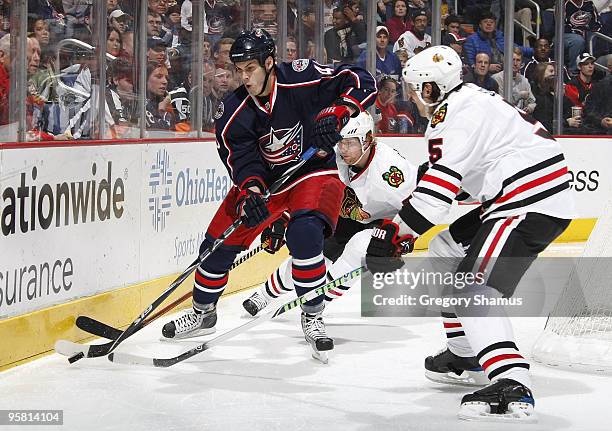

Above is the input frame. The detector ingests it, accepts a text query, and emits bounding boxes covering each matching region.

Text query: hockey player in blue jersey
[161,29,377,359]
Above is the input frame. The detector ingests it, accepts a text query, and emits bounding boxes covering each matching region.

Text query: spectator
[165,4,183,48]
[108,10,132,35]
[286,36,298,62]
[463,10,533,70]
[386,0,412,44]
[442,31,466,57]
[302,6,316,49]
[107,0,118,13]
[393,9,431,56]
[0,34,10,125]
[27,37,41,77]
[106,28,122,58]
[212,37,234,66]
[122,31,134,59]
[147,11,163,38]
[342,0,367,45]
[464,52,500,92]
[147,38,168,66]
[324,8,360,65]
[375,76,404,133]
[583,56,612,134]
[492,47,536,113]
[210,62,232,109]
[523,38,552,83]
[149,0,169,16]
[252,0,279,36]
[203,35,212,61]
[357,26,402,81]
[181,0,193,31]
[109,59,137,125]
[564,0,601,73]
[202,60,216,132]
[442,14,463,40]
[396,48,409,68]
[29,18,50,51]
[146,62,174,130]
[531,62,556,132]
[565,52,596,108]
[531,62,582,134]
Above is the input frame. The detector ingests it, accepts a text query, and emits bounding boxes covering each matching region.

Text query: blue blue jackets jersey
[214,59,377,190]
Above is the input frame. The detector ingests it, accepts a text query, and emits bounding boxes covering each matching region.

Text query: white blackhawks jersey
[336,142,418,224]
[393,30,432,55]
[402,84,577,235]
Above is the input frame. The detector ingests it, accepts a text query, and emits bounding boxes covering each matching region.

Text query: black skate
[242,290,271,316]
[424,348,488,387]
[458,378,536,423]
[301,311,333,364]
[162,306,217,339]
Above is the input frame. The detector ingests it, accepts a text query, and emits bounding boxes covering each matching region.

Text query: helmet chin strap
[256,62,273,97]
[344,140,371,167]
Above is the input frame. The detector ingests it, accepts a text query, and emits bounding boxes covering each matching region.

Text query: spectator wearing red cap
[386,0,413,44]
[565,52,596,108]
[357,26,402,81]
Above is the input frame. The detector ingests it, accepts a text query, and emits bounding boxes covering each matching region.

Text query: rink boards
[0,135,610,370]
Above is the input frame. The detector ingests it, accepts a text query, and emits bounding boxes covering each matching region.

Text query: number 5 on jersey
[428,138,443,164]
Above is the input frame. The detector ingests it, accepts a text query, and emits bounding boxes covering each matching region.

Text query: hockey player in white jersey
[365,45,576,423]
[242,111,418,319]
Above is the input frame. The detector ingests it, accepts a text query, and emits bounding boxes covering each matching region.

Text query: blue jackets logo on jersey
[258,122,304,165]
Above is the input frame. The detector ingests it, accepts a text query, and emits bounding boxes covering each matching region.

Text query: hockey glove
[236,181,270,228]
[312,105,352,155]
[261,213,289,254]
[365,220,415,274]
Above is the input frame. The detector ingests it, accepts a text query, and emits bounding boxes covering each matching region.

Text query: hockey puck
[68,352,85,363]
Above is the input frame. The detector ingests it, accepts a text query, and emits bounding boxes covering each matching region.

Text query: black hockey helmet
[230,28,276,65]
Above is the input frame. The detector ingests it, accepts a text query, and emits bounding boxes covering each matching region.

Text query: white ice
[2,243,611,431]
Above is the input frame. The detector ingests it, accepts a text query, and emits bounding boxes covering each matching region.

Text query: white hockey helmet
[340,111,374,145]
[402,45,462,103]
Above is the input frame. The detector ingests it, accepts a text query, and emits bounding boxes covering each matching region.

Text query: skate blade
[458,401,537,423]
[311,349,329,364]
[159,327,216,342]
[425,369,489,387]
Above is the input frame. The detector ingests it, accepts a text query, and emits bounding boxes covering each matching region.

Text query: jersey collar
[251,73,277,116]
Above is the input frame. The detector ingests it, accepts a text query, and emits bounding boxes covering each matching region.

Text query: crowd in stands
[0,0,609,141]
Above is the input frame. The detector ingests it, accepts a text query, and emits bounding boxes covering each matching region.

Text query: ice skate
[242,290,271,316]
[301,311,333,364]
[458,378,537,423]
[161,305,217,340]
[424,348,488,387]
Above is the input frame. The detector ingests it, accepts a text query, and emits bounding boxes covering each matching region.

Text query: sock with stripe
[441,311,476,357]
[458,315,531,388]
[285,215,327,313]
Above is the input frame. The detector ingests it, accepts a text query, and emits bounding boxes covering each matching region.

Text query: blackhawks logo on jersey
[340,187,370,221]
[431,103,447,128]
[382,166,405,188]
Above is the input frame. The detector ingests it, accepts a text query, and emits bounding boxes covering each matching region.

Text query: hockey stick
[108,266,365,367]
[55,147,318,362]
[76,244,267,340]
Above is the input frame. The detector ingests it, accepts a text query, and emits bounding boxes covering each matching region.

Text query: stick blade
[108,352,155,367]
[54,340,88,359]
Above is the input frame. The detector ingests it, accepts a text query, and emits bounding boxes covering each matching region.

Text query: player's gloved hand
[365,220,415,274]
[261,213,289,254]
[236,181,270,228]
[312,105,352,156]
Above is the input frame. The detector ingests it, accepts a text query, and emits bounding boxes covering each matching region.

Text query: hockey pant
[429,211,570,387]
